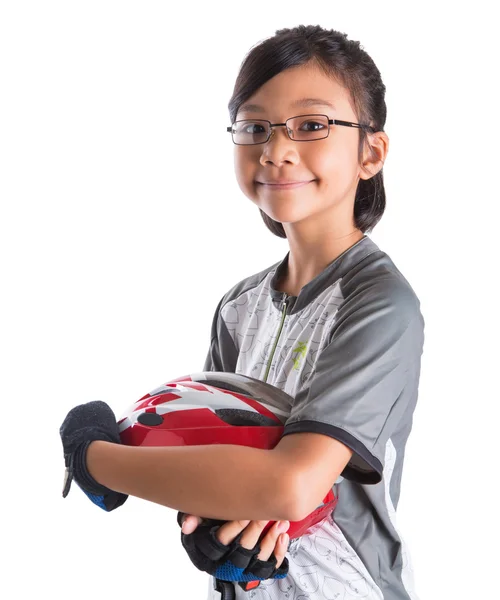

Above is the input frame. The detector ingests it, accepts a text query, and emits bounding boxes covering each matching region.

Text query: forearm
[87,441,295,521]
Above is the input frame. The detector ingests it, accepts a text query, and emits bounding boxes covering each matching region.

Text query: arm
[86,431,352,522]
[273,432,353,520]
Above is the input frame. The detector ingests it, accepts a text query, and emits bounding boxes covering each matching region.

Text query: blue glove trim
[82,489,108,511]
[214,560,287,582]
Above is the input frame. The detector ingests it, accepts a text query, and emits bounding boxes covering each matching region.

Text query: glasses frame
[227,113,375,146]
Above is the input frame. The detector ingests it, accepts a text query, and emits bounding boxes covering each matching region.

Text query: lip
[258,180,313,190]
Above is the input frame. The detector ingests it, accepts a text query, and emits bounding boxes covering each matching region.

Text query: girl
[60,25,424,600]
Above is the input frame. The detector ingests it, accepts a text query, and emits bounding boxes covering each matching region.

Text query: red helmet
[117,371,337,540]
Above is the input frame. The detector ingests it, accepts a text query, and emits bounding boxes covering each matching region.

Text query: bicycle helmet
[117,371,337,539]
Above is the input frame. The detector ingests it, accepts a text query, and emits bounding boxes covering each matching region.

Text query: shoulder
[337,240,424,330]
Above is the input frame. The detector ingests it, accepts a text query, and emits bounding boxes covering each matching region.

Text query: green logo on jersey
[292,341,308,370]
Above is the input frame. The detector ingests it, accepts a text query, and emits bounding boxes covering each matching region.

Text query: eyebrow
[238,97,336,114]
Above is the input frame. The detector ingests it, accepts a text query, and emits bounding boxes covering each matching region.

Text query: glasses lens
[232,120,270,145]
[287,115,329,141]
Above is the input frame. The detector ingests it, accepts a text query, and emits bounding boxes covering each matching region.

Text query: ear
[359,131,389,180]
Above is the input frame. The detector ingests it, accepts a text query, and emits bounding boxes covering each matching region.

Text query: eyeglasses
[227,113,375,146]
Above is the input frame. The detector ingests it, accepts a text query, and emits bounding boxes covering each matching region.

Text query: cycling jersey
[204,235,424,600]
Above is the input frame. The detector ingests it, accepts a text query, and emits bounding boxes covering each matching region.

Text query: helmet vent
[137,412,164,426]
[215,409,280,427]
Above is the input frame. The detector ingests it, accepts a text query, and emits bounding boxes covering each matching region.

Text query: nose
[259,126,299,167]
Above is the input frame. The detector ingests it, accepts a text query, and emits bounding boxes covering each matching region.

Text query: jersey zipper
[263,293,290,383]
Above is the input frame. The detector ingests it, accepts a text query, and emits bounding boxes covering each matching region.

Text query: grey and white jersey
[204,235,425,600]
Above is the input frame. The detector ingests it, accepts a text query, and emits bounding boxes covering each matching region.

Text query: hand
[59,400,128,511]
[182,515,289,568]
[177,512,289,586]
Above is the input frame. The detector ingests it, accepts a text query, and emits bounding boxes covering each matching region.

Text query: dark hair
[228,25,387,237]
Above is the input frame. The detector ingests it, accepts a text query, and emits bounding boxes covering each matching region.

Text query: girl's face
[233,62,383,234]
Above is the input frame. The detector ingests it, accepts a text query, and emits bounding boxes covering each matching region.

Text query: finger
[181,514,203,535]
[255,521,289,562]
[215,520,251,546]
[238,520,272,550]
[271,532,289,569]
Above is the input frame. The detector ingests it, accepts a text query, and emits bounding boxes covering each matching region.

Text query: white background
[1,2,498,599]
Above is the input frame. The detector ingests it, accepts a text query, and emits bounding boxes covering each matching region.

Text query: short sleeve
[282,279,425,485]
[202,295,238,373]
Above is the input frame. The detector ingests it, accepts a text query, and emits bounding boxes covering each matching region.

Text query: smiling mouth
[258,181,313,190]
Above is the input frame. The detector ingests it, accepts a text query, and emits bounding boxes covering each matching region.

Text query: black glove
[59,400,128,511]
[177,512,289,588]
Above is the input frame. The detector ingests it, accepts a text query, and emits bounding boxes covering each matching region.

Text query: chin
[260,207,309,225]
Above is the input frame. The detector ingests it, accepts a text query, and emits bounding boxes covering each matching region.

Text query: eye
[242,122,267,134]
[298,120,326,132]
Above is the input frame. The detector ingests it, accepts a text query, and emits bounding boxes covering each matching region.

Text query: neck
[278,225,365,296]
